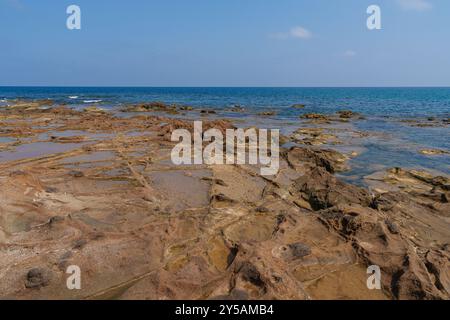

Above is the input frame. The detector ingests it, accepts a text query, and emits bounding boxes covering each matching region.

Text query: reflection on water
[0,142,86,163]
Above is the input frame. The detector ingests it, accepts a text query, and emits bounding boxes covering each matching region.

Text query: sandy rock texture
[0,103,448,300]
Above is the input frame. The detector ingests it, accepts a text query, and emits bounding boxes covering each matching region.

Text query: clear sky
[1,0,449,87]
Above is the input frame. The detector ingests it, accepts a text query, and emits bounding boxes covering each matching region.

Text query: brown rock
[300,113,326,119]
[286,147,349,173]
[337,110,360,119]
[25,268,52,289]
[293,167,371,210]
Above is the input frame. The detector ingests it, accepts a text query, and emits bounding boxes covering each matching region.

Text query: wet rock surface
[0,104,449,300]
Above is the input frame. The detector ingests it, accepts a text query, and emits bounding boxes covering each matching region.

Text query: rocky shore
[0,100,449,300]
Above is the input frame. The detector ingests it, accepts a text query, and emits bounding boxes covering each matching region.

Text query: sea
[0,87,449,182]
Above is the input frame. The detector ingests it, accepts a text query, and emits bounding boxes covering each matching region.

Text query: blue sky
[1,0,449,86]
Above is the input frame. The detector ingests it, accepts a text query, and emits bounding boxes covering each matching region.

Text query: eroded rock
[25,268,52,289]
[0,103,448,301]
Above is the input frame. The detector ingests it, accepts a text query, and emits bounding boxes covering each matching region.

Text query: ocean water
[1,87,449,180]
[1,87,450,118]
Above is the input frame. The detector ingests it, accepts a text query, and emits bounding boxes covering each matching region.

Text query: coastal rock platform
[0,103,449,300]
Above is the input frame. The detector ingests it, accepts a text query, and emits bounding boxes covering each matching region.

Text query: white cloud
[343,50,357,57]
[397,0,432,11]
[269,26,312,40]
[290,26,312,39]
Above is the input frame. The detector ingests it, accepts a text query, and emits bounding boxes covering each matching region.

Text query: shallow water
[0,141,86,163]
[149,170,211,211]
[1,87,449,179]
[0,137,15,144]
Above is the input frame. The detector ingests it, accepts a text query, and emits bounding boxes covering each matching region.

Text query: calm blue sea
[1,87,450,118]
[1,87,449,180]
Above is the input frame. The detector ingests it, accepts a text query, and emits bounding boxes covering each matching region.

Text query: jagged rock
[419,149,449,156]
[289,128,340,146]
[285,147,349,173]
[300,113,328,120]
[239,262,266,289]
[337,110,360,119]
[8,99,53,111]
[425,250,450,296]
[122,101,177,113]
[211,193,235,203]
[293,167,371,210]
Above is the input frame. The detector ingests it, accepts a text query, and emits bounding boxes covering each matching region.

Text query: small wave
[83,99,102,103]
[68,96,79,99]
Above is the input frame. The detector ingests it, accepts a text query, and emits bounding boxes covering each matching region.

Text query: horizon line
[1,85,450,89]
